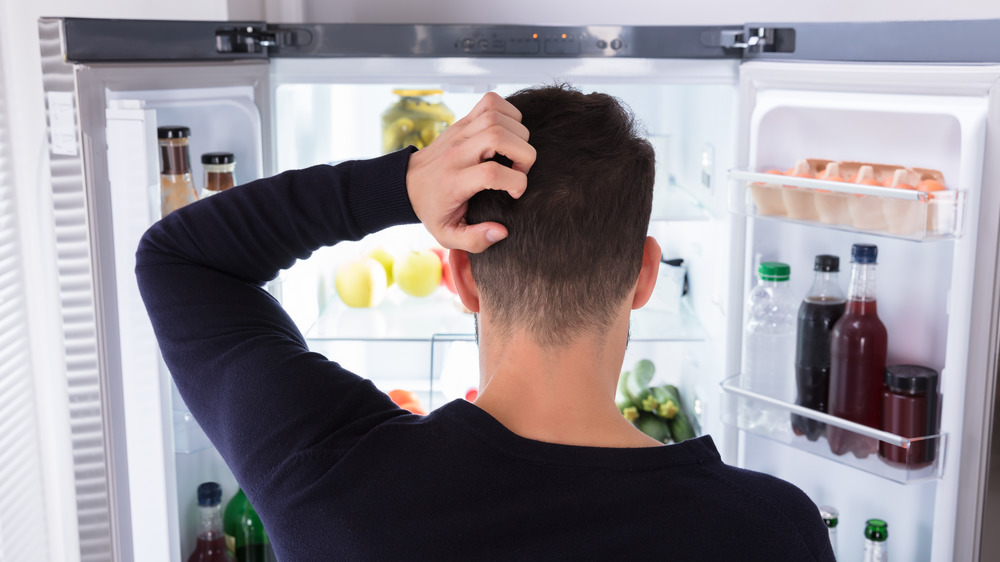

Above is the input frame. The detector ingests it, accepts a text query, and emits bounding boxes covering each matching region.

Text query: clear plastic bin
[720,374,945,484]
[731,170,965,241]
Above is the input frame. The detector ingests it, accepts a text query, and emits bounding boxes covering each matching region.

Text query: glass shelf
[173,409,213,455]
[305,287,706,343]
[729,169,965,241]
[720,375,945,484]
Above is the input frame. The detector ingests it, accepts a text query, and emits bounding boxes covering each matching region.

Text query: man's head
[463,85,657,347]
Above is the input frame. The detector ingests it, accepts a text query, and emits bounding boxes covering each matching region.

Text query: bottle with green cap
[819,505,838,559]
[741,261,796,431]
[863,518,889,562]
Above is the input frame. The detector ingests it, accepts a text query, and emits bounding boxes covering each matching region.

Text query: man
[137,86,834,560]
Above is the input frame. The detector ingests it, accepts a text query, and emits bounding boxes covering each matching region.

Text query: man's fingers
[460,92,522,125]
[439,221,509,254]
[457,162,529,201]
[460,110,530,143]
[466,125,536,175]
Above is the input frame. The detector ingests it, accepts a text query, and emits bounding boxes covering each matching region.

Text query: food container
[781,160,819,221]
[201,152,236,198]
[749,179,787,216]
[813,162,851,225]
[382,89,455,153]
[846,165,888,231]
[880,168,924,235]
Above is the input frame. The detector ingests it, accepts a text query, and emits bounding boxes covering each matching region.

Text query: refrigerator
[34,17,1000,561]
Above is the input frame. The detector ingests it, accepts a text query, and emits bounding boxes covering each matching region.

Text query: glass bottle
[828,243,888,458]
[863,518,889,562]
[793,255,846,440]
[224,488,277,562]
[741,261,797,431]
[381,89,454,153]
[879,365,939,468]
[158,126,199,218]
[201,152,237,198]
[819,505,838,560]
[188,482,236,562]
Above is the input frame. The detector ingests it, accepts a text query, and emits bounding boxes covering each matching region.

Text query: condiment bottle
[828,243,888,458]
[863,519,889,562]
[819,505,838,560]
[793,255,845,441]
[381,89,455,153]
[188,482,236,562]
[202,152,237,198]
[224,488,277,562]
[879,365,939,468]
[158,126,199,217]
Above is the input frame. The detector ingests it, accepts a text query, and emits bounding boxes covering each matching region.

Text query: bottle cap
[392,88,444,97]
[197,482,222,507]
[758,262,790,282]
[158,126,191,139]
[819,505,838,528]
[865,519,888,542]
[814,255,839,272]
[202,152,235,165]
[884,365,938,395]
[851,243,878,264]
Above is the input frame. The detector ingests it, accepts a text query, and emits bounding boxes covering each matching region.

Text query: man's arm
[135,92,534,495]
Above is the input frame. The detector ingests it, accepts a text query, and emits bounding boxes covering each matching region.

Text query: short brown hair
[466,85,655,346]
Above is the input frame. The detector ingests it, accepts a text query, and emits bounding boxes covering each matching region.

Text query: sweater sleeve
[135,148,419,493]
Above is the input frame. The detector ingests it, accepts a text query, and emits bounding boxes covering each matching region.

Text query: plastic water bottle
[741,261,797,431]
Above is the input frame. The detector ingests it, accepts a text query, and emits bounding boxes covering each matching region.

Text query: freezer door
[39,18,272,562]
[732,61,1000,561]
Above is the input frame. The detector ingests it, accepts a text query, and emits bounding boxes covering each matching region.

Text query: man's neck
[471,313,662,449]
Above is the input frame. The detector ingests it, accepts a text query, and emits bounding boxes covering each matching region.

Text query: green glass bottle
[223,488,277,562]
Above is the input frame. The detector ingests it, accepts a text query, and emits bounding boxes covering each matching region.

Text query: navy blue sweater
[135,149,835,561]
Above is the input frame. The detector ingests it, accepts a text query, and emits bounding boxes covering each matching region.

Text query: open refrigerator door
[39,18,273,561]
[725,60,1000,560]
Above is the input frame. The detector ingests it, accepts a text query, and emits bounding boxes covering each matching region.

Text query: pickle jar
[381,89,455,154]
[201,152,236,198]
[158,126,199,217]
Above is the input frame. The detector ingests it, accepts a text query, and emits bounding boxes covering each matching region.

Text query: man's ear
[631,236,661,310]
[449,249,480,313]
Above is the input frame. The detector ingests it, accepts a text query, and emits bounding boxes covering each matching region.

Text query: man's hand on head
[405,92,536,253]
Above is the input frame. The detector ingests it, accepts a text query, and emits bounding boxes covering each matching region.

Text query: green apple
[366,247,395,287]
[395,249,443,298]
[335,257,388,308]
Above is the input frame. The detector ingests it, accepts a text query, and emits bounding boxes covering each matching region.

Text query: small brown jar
[201,152,236,198]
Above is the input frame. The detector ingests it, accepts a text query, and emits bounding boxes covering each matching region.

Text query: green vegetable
[615,370,634,411]
[635,412,672,444]
[622,406,640,423]
[661,384,697,442]
[625,359,658,412]
[650,386,679,420]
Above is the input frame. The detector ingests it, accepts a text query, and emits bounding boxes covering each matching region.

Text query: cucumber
[615,370,634,411]
[635,412,672,444]
[661,384,697,442]
[625,359,658,412]
[650,386,679,420]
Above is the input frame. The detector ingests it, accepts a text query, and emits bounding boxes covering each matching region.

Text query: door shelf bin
[720,375,945,484]
[729,170,965,241]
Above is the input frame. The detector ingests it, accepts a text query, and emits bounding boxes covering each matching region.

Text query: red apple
[430,247,457,294]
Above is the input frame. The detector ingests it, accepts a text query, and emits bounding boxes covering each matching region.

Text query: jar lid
[864,519,888,542]
[884,364,938,394]
[158,126,190,139]
[202,152,235,165]
[758,262,790,282]
[392,88,443,97]
[814,254,840,272]
[196,482,222,507]
[851,243,878,264]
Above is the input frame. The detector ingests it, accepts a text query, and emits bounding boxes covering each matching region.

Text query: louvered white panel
[0,29,51,562]
[38,19,115,562]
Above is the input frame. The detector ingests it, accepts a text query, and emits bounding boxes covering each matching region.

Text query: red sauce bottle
[879,365,939,468]
[827,243,888,458]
